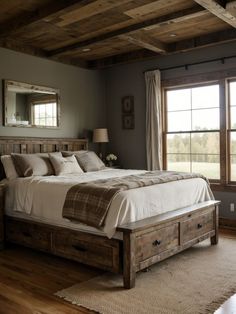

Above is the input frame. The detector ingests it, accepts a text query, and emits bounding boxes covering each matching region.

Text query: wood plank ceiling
[0,0,235,69]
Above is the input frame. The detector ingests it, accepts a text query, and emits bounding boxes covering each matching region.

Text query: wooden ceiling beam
[119,32,167,53]
[0,0,82,37]
[48,6,207,57]
[193,0,236,27]
[89,28,236,68]
[169,28,236,52]
[88,49,157,69]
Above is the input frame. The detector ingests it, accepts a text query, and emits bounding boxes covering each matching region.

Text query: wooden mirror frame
[3,80,61,128]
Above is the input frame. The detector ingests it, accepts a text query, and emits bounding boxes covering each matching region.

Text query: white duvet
[4,168,214,238]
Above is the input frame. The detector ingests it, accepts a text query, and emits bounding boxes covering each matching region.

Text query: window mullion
[219,80,227,185]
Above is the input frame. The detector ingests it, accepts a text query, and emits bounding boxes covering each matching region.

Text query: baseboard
[219,217,236,230]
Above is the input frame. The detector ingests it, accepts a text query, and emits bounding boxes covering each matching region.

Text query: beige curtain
[145,70,162,170]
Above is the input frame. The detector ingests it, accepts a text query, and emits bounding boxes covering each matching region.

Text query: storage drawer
[6,220,51,251]
[135,223,179,262]
[180,209,214,244]
[53,231,120,272]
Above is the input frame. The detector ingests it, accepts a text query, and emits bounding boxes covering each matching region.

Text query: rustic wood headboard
[0,137,88,155]
[0,136,88,179]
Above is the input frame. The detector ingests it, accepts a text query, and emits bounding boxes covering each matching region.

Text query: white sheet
[4,168,214,238]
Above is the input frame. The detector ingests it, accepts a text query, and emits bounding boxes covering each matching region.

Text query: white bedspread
[4,168,214,238]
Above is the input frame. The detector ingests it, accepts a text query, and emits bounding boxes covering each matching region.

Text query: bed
[0,137,220,289]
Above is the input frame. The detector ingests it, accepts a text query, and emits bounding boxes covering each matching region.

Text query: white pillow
[1,155,18,180]
[49,154,84,176]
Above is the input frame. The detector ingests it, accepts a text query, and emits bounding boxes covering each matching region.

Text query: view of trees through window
[166,84,220,180]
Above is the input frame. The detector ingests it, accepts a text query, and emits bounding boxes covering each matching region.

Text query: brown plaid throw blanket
[62,171,209,228]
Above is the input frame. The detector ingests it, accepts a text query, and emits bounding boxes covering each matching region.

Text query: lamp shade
[93,128,109,143]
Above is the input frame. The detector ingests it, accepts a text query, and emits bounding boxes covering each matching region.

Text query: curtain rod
[143,54,236,73]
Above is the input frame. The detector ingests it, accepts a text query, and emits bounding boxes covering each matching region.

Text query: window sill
[210,183,236,192]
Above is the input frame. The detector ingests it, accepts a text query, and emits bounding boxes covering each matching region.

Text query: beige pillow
[1,155,18,180]
[11,153,59,177]
[74,151,105,172]
[49,154,84,176]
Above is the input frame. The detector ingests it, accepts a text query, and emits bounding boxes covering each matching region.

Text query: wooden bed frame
[0,137,220,289]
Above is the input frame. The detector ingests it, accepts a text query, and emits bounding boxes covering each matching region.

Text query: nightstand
[0,183,5,250]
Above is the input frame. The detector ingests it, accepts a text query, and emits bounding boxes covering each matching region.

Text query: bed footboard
[118,200,220,289]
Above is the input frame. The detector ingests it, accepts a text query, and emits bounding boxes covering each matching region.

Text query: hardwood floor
[0,228,235,314]
[0,244,102,313]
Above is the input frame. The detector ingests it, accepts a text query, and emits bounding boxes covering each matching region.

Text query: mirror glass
[3,80,60,128]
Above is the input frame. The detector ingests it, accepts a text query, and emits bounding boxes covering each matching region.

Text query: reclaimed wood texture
[119,201,220,288]
[0,0,234,68]
[6,217,121,273]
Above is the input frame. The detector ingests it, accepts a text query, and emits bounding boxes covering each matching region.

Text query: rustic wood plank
[119,32,167,53]
[168,28,236,52]
[194,0,236,28]
[123,233,136,289]
[117,201,220,233]
[57,0,132,27]
[0,0,82,37]
[211,205,219,244]
[48,6,207,56]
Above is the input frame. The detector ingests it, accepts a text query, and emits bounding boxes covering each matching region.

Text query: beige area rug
[55,237,236,314]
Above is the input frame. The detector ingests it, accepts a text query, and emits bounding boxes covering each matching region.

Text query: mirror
[3,80,60,128]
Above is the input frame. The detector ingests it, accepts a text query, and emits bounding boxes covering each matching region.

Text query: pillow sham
[11,152,60,177]
[74,151,105,172]
[49,154,84,176]
[1,155,18,180]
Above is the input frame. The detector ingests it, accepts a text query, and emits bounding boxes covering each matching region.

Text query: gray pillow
[1,155,18,180]
[11,152,61,177]
[74,151,105,172]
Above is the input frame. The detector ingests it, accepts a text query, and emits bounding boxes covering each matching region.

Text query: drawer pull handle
[72,244,87,252]
[22,231,31,237]
[197,223,203,229]
[153,240,161,246]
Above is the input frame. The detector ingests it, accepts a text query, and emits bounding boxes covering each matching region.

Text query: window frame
[162,75,236,192]
[31,101,58,127]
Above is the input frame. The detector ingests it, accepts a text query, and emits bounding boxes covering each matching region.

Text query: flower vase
[108,161,113,167]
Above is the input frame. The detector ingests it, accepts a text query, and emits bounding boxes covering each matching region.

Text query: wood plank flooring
[0,228,235,314]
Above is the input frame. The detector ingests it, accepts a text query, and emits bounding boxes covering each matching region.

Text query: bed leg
[123,232,136,289]
[211,205,219,245]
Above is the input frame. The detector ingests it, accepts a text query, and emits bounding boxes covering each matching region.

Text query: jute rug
[55,236,236,314]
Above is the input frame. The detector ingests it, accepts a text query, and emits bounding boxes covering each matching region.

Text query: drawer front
[53,231,118,272]
[6,220,51,251]
[136,223,179,262]
[181,209,214,244]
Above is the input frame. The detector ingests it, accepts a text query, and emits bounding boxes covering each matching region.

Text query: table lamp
[93,128,109,159]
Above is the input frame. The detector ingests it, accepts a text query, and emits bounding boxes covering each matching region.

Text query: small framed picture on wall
[122,114,135,130]
[122,95,135,129]
[122,96,134,114]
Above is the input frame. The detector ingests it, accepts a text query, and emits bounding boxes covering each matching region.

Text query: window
[229,81,236,182]
[32,102,57,127]
[165,84,220,180]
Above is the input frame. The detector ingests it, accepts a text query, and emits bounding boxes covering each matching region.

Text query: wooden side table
[0,183,5,250]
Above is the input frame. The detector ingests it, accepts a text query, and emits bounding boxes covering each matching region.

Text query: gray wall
[0,47,106,141]
[105,41,236,219]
